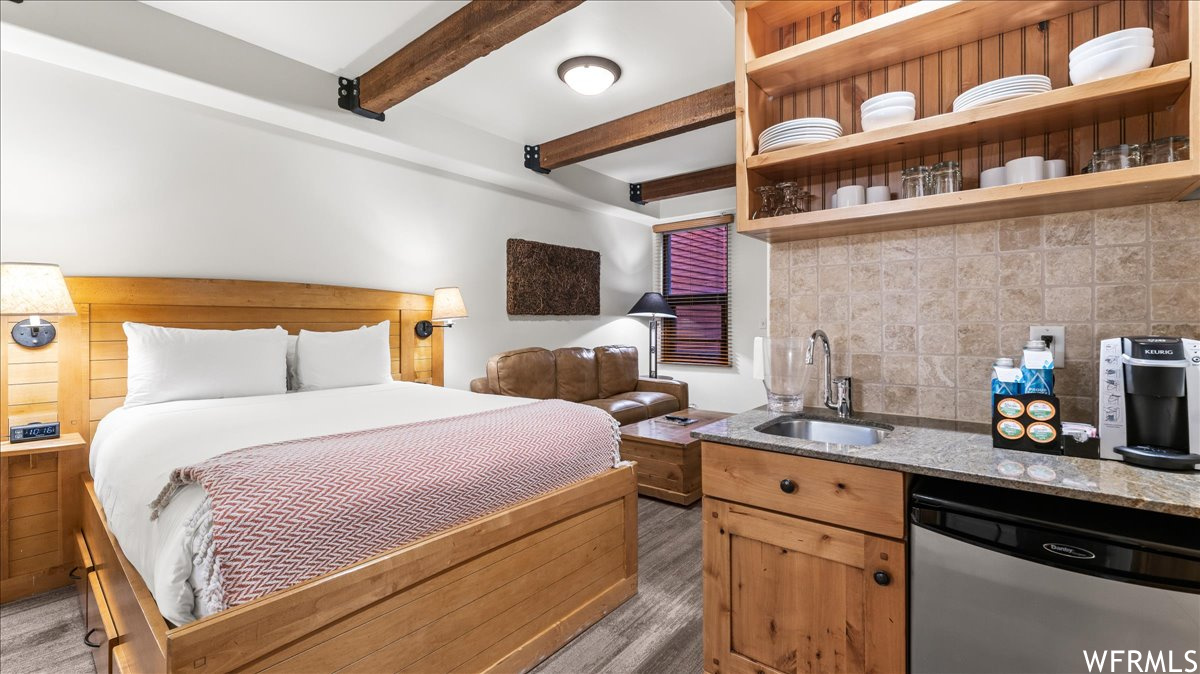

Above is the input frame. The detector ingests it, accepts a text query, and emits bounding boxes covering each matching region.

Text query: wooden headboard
[1,278,443,443]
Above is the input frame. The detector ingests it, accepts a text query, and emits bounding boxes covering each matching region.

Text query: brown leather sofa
[469,345,688,425]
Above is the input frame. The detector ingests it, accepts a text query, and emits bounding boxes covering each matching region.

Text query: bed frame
[57,278,639,673]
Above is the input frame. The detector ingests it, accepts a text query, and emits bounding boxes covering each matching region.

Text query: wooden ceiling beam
[342,0,583,119]
[631,164,736,204]
[527,82,735,172]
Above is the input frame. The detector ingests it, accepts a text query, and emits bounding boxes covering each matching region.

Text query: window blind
[656,221,731,367]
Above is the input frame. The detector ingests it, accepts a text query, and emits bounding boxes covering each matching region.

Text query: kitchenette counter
[693,407,1200,518]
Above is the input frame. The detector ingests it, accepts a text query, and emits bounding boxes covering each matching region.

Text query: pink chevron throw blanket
[151,399,620,610]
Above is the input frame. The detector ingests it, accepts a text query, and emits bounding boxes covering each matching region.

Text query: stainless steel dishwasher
[910,477,1200,674]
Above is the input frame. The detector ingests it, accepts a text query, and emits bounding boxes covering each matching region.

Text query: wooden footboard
[78,466,638,673]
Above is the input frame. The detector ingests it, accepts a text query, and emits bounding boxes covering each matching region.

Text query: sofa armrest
[469,377,493,395]
[636,377,688,410]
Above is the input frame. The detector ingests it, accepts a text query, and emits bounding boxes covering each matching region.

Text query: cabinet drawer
[85,572,119,674]
[701,442,905,538]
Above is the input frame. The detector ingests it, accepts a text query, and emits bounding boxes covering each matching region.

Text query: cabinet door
[703,498,905,674]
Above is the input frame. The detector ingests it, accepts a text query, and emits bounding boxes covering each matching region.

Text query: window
[658,221,731,367]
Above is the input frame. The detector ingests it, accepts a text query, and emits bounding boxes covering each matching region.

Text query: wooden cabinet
[0,432,87,603]
[702,442,906,674]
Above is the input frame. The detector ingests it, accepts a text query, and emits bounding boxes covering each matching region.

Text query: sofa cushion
[553,347,599,402]
[611,391,679,418]
[486,347,556,399]
[595,345,639,398]
[581,397,649,425]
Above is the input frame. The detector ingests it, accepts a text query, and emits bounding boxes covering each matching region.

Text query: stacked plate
[758,118,842,153]
[1070,27,1155,85]
[952,75,1051,112]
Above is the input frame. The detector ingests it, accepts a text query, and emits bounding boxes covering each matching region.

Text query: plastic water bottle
[991,357,1022,396]
[1021,340,1054,395]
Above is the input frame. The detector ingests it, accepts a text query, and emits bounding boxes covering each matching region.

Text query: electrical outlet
[1029,325,1065,364]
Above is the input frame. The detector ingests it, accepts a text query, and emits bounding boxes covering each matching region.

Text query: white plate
[953,84,1051,110]
[953,75,1050,109]
[759,129,841,146]
[953,90,1045,112]
[759,125,841,140]
[759,134,840,148]
[955,80,1051,105]
[759,118,841,142]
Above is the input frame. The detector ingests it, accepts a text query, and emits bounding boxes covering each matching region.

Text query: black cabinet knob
[874,571,891,586]
[779,479,797,494]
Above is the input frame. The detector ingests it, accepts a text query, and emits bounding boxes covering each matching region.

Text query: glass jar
[1141,136,1190,165]
[901,166,931,199]
[753,185,779,219]
[1092,144,1141,172]
[930,161,962,194]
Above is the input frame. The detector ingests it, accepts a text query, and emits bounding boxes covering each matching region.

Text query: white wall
[0,51,770,412]
[0,53,650,390]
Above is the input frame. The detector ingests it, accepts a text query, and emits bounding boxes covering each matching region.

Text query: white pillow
[123,323,288,407]
[294,321,392,391]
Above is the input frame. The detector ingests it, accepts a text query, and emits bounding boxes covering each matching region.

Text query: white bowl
[862,105,916,131]
[1069,27,1153,62]
[861,92,915,115]
[1070,35,1153,66]
[980,167,1007,188]
[1005,155,1045,184]
[1070,45,1155,84]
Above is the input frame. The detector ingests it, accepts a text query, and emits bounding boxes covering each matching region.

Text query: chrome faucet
[806,330,852,418]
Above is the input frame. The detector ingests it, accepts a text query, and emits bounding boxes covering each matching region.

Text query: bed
[59,277,638,674]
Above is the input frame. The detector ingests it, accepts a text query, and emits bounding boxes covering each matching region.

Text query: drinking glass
[753,185,779,219]
[901,166,931,199]
[774,181,803,215]
[930,161,962,194]
[762,337,812,413]
[1142,136,1190,165]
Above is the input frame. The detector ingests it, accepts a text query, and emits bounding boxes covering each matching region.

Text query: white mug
[836,185,867,208]
[866,186,892,203]
[1005,155,1045,185]
[1044,159,1068,179]
[980,167,1007,188]
[829,193,838,209]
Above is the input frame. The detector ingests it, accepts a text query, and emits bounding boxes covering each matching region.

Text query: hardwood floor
[0,497,702,674]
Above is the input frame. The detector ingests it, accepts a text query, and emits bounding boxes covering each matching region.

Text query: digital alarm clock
[9,421,61,443]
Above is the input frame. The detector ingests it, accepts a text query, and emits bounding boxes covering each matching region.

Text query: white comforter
[89,382,529,625]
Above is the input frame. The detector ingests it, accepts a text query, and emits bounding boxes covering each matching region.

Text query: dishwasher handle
[911,504,1200,594]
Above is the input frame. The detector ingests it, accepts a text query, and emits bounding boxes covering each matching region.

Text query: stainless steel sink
[755,416,892,445]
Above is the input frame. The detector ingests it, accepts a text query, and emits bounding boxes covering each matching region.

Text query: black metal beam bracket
[524,145,550,174]
[629,183,646,205]
[337,77,385,122]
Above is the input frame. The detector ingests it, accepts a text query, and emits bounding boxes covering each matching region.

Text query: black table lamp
[627,292,675,378]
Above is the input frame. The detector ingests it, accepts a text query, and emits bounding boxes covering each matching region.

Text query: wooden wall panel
[750,0,1186,208]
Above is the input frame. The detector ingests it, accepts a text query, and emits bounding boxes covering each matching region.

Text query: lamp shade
[0,262,76,316]
[626,292,675,318]
[432,287,468,321]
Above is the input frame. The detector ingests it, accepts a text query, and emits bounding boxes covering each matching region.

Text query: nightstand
[0,432,87,603]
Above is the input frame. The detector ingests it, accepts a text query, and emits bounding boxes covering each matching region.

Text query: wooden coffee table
[619,409,731,505]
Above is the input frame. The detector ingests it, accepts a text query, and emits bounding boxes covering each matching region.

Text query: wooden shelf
[738,162,1200,243]
[747,0,1104,97]
[747,61,1191,180]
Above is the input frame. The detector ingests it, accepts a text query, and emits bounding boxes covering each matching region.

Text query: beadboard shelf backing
[738,162,1198,243]
[733,0,1200,242]
[748,0,1105,97]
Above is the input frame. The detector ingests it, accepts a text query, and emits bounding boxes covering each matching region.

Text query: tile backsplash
[768,201,1200,424]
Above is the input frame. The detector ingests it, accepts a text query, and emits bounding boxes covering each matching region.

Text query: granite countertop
[693,407,1200,518]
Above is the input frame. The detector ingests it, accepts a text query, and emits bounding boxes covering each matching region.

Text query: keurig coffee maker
[1098,337,1200,470]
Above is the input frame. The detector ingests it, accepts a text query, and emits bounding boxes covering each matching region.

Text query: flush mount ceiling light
[557,56,621,95]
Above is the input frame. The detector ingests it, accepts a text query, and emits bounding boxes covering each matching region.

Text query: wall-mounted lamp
[627,292,675,379]
[415,287,468,339]
[0,262,77,348]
